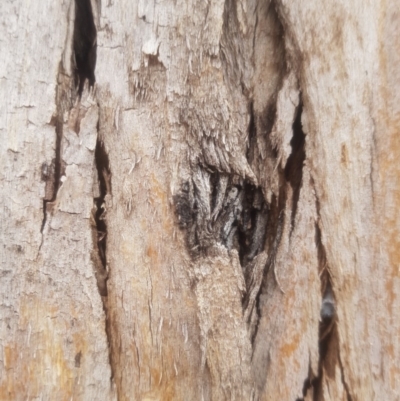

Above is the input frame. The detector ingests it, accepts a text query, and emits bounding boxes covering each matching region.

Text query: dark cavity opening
[284,100,306,231]
[237,183,268,266]
[73,0,97,96]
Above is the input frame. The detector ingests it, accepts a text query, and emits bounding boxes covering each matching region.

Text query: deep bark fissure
[72,0,116,387]
[41,0,97,235]
[94,138,111,271]
[92,138,111,296]
[71,0,110,297]
[92,135,116,387]
[284,100,305,233]
[338,351,354,401]
[298,223,339,401]
[73,0,97,96]
[315,222,337,339]
[296,361,318,401]
[242,103,270,268]
[265,6,339,395]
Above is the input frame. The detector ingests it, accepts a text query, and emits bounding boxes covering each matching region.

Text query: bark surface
[0,0,399,400]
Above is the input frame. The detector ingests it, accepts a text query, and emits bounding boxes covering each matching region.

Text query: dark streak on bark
[339,352,354,401]
[72,1,116,387]
[40,64,71,236]
[285,100,305,234]
[92,138,111,296]
[93,128,116,388]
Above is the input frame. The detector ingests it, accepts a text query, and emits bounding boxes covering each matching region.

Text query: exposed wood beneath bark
[1,0,399,400]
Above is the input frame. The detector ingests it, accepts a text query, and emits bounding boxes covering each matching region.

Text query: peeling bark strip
[2,0,400,400]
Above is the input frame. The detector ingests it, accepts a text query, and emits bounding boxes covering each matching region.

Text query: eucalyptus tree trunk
[1,0,399,400]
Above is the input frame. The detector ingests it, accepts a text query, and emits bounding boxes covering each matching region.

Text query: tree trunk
[1,0,399,400]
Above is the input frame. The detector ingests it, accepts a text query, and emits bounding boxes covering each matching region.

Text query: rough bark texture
[0,1,114,400]
[1,0,399,400]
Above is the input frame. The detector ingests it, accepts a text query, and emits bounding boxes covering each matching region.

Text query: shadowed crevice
[297,223,339,401]
[92,135,116,387]
[284,100,305,233]
[90,136,111,298]
[74,0,97,96]
[93,138,111,274]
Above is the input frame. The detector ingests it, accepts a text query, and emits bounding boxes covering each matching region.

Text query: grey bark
[1,0,399,400]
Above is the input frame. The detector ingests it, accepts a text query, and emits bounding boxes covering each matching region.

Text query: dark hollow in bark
[73,0,97,96]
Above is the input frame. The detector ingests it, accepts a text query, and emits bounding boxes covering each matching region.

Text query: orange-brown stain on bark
[376,3,400,388]
[381,118,400,388]
[277,287,302,362]
[0,297,76,401]
[378,115,400,313]
[140,382,177,401]
[0,344,18,399]
[148,173,174,235]
[377,0,400,275]
[146,243,160,267]
[125,340,178,401]
[279,332,301,359]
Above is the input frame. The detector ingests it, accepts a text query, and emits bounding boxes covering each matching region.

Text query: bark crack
[72,0,116,390]
[92,139,111,296]
[41,0,97,237]
[338,350,354,401]
[73,0,97,96]
[284,99,305,234]
[298,222,339,401]
[93,126,116,389]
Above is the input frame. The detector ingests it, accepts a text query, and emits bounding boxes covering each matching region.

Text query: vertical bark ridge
[248,2,326,399]
[1,0,113,399]
[271,0,386,399]
[92,135,117,388]
[73,0,118,392]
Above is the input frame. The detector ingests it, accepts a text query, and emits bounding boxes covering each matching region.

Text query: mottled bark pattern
[1,0,399,400]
